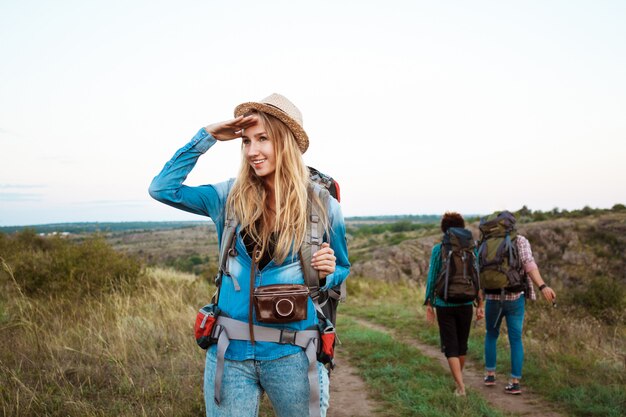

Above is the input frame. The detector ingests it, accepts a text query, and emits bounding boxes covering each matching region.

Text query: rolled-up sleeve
[516,235,538,273]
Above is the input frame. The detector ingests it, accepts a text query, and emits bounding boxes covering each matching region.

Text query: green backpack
[478,211,527,294]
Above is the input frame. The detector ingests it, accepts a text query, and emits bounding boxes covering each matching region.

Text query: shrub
[568,275,626,324]
[348,221,436,238]
[387,232,407,245]
[516,205,532,217]
[390,221,413,233]
[585,227,623,256]
[612,203,626,212]
[0,231,144,298]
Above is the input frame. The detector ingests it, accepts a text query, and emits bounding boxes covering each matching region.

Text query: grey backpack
[435,227,480,303]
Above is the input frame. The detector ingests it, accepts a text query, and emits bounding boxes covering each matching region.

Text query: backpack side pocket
[194,304,221,349]
[317,317,336,369]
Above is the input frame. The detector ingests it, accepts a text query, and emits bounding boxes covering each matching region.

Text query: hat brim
[234,102,309,154]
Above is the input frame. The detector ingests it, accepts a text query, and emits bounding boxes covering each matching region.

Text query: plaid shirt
[484,235,537,301]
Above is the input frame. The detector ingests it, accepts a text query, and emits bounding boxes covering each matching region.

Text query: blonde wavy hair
[226,111,328,264]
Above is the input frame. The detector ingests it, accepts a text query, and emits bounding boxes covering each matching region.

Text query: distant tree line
[514,203,626,223]
[347,221,438,237]
[346,214,442,223]
[3,204,623,236]
[0,221,212,235]
[346,204,626,237]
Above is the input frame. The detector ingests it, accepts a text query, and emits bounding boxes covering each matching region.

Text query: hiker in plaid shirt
[483,233,557,395]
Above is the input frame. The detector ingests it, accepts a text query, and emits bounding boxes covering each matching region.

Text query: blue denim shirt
[149,128,350,361]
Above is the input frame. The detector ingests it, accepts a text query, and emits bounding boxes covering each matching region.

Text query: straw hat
[234,93,309,154]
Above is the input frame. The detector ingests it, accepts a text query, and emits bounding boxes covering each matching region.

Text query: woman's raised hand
[205,115,258,141]
[312,242,336,280]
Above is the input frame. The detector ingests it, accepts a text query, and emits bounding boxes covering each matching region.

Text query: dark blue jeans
[485,297,525,379]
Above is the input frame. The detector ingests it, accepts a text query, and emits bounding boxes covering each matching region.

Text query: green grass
[340,276,626,417]
[336,316,510,417]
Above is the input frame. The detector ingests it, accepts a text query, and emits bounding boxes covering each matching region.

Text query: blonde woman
[149,94,350,417]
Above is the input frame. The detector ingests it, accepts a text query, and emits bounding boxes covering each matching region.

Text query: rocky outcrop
[350,213,626,289]
[350,235,438,285]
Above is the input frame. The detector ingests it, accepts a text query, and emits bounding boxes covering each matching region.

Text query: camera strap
[248,253,257,344]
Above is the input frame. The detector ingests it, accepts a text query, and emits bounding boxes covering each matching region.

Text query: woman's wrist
[539,284,548,291]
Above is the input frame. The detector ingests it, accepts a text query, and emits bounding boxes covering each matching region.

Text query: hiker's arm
[204,115,257,141]
[425,302,436,324]
[476,297,485,320]
[518,236,556,302]
[423,245,441,306]
[319,197,350,289]
[424,245,440,324]
[474,248,485,319]
[149,128,229,220]
[527,268,556,302]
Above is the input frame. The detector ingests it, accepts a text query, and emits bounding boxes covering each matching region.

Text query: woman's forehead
[243,120,267,137]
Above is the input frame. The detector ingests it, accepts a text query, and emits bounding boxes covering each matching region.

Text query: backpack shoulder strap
[301,183,329,302]
[218,208,239,288]
[212,181,240,303]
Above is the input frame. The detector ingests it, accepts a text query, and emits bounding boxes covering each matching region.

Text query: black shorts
[435,305,473,358]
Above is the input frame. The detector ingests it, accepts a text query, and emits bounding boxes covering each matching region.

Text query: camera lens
[275,298,295,317]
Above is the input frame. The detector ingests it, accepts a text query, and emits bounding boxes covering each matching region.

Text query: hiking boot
[483,375,496,386]
[504,382,522,395]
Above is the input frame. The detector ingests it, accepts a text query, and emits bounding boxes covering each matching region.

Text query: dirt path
[350,316,566,417]
[328,350,380,417]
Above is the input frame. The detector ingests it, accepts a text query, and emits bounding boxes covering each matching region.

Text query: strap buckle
[279,328,297,345]
[211,324,224,340]
[309,288,321,300]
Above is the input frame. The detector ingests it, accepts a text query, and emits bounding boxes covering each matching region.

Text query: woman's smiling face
[242,118,276,181]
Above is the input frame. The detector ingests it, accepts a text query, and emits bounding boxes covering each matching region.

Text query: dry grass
[0,266,214,417]
[525,300,626,378]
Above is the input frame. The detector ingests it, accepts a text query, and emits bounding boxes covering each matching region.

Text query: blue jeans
[204,348,330,417]
[484,297,525,379]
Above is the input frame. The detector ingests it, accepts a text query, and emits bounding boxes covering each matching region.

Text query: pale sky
[1,0,625,226]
